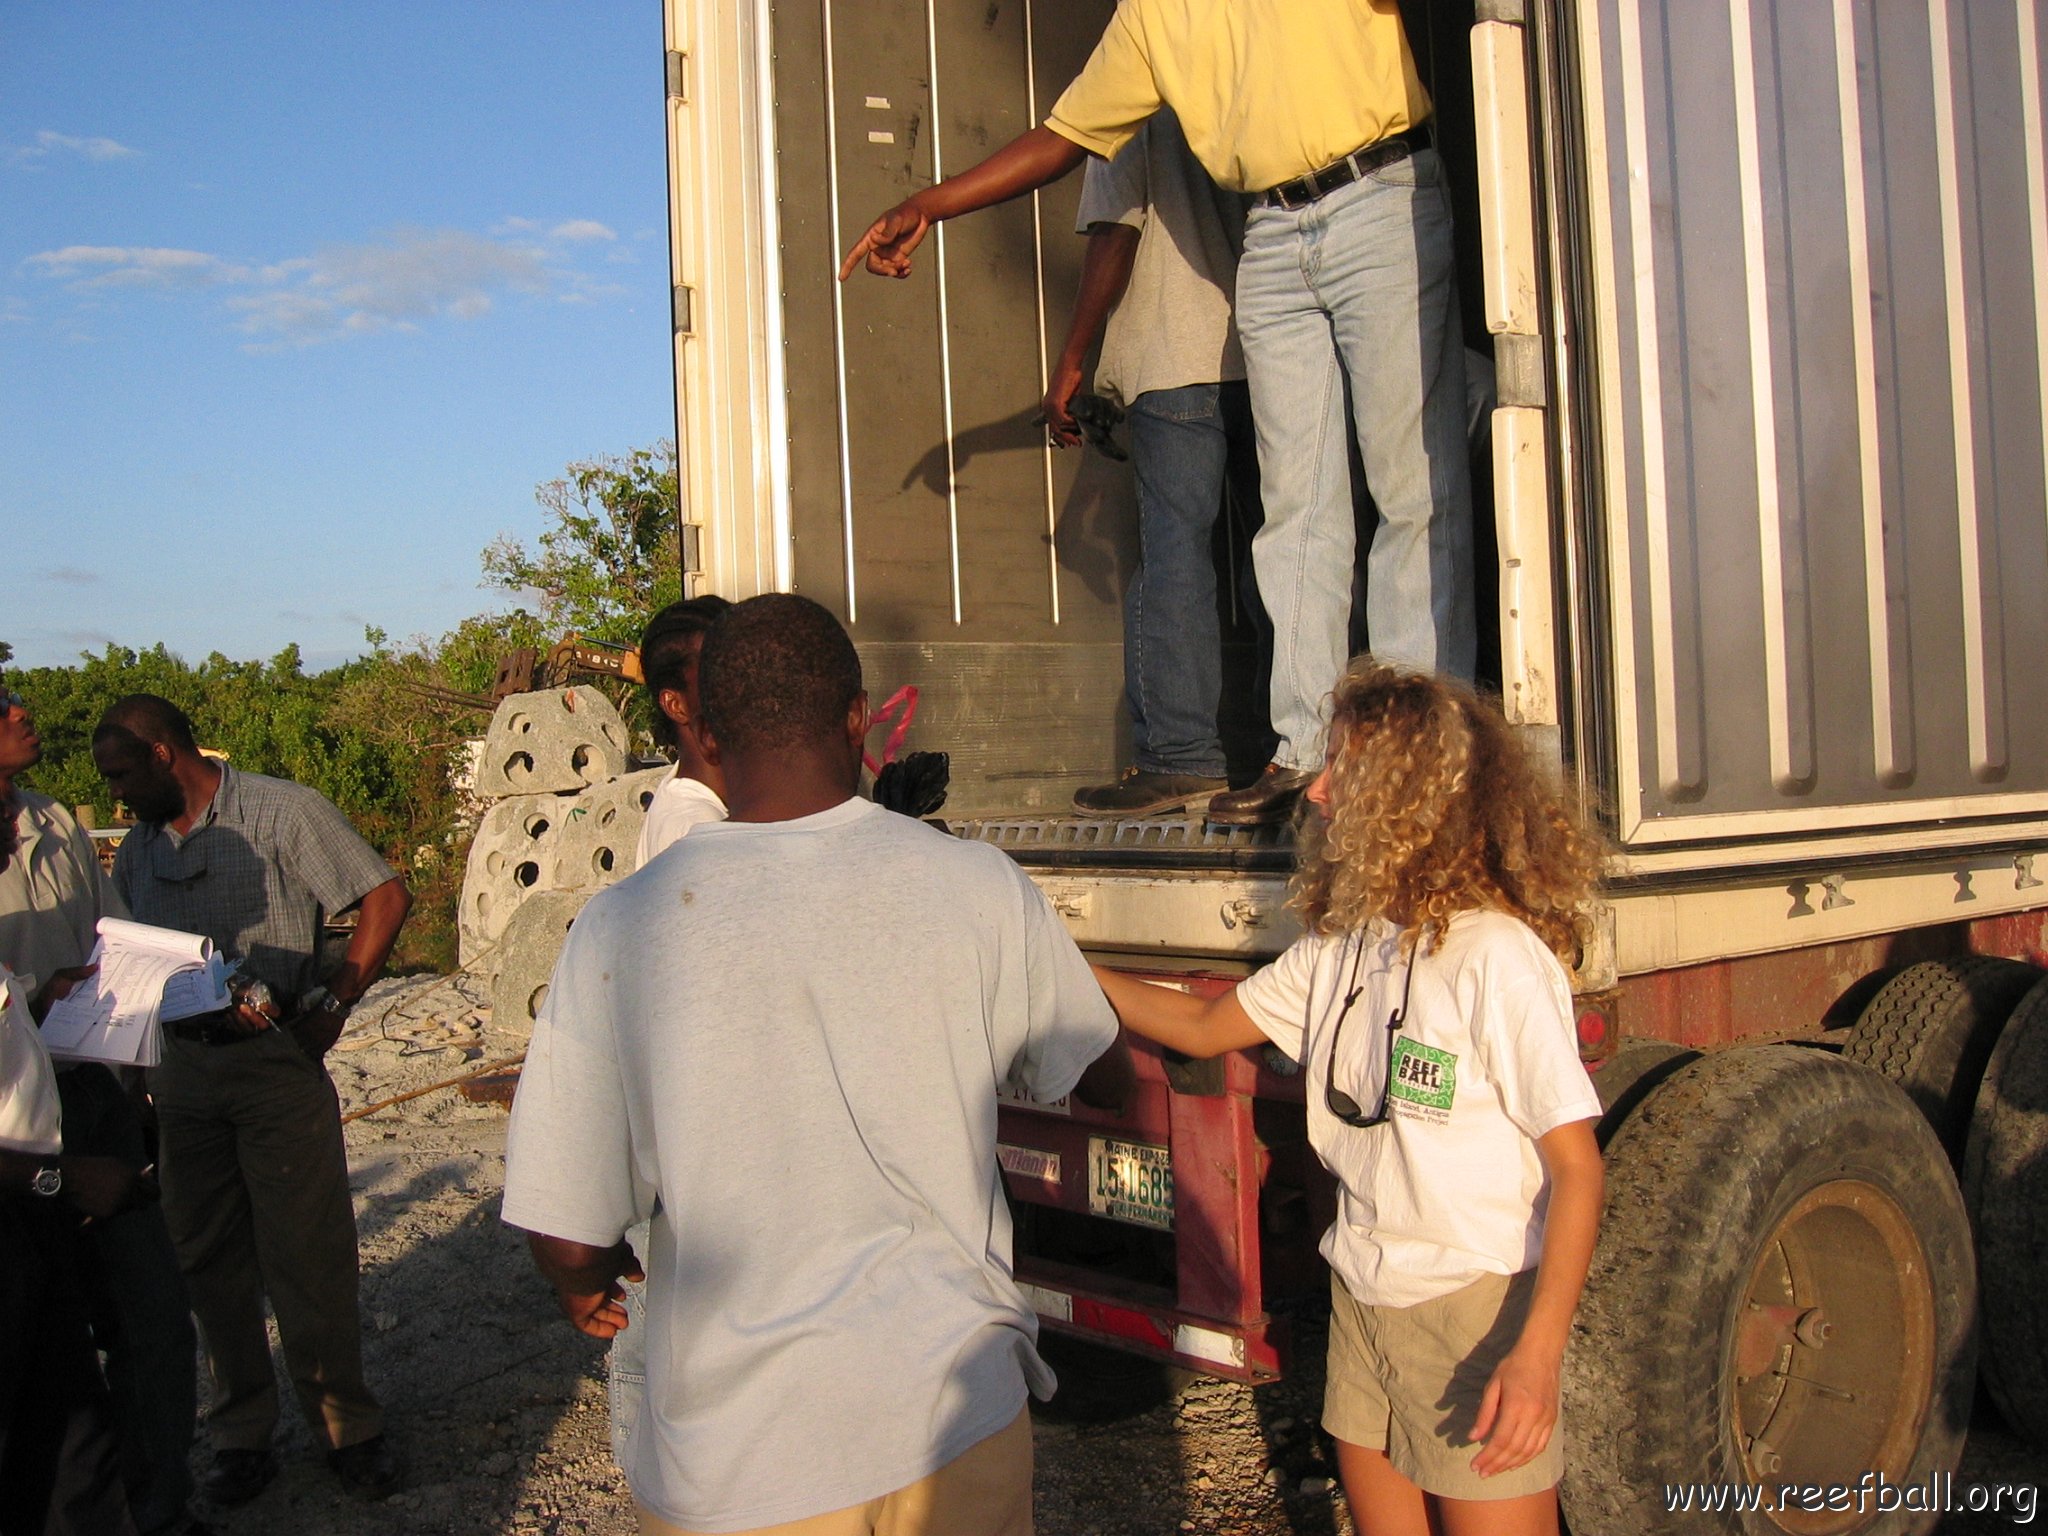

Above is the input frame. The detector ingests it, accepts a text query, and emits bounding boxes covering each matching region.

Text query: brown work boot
[1205,764,1315,827]
[1072,768,1228,818]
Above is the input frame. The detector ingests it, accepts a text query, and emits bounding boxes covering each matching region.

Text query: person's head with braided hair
[640,594,732,786]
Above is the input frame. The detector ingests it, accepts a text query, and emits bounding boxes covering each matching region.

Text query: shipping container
[660,0,2048,1526]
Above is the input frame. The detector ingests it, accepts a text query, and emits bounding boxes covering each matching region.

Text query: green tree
[479,440,683,649]
[9,439,686,975]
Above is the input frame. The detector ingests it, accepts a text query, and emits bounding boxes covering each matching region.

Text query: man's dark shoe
[1205,764,1316,827]
[328,1433,403,1501]
[1073,768,1227,818]
[200,1447,277,1507]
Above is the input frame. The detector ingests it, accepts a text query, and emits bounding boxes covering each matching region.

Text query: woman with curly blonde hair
[1095,659,1607,1536]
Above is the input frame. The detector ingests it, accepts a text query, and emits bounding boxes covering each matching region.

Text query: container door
[1570,0,2048,846]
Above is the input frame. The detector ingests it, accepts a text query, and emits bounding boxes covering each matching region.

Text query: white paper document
[39,917,232,1067]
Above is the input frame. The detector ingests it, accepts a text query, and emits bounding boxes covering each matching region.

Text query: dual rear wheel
[1564,1047,1974,1536]
[1566,958,2048,1534]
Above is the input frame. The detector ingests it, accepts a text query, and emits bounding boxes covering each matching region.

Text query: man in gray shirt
[1043,107,1268,818]
[94,694,411,1507]
[504,595,1132,1534]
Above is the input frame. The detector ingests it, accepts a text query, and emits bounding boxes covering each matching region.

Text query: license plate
[1087,1136,1174,1231]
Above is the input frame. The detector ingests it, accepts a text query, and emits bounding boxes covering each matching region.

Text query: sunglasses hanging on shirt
[1322,926,1429,1128]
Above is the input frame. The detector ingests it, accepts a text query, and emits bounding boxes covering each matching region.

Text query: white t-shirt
[634,772,726,867]
[1236,910,1601,1309]
[0,967,62,1158]
[502,796,1119,1533]
[1076,106,1246,405]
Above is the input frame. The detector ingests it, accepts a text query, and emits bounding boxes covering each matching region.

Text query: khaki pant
[150,1029,382,1451]
[1322,1269,1560,1500]
[636,1409,1033,1536]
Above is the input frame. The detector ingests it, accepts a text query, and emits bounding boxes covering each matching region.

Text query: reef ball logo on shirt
[1388,1037,1457,1118]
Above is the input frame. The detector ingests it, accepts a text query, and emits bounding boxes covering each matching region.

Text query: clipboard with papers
[39,917,235,1068]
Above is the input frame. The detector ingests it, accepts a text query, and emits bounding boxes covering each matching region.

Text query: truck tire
[1842,956,2041,1156]
[1562,1046,1974,1536]
[1965,976,2048,1448]
[1590,1038,1700,1148]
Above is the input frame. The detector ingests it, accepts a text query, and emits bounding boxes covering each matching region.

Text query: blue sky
[1,3,674,670]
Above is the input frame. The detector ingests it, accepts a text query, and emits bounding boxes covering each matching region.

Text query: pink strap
[862,685,920,778]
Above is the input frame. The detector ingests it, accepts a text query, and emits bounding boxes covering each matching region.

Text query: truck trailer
[649,1,2048,1529]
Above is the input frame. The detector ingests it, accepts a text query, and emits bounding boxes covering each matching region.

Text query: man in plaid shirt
[94,694,412,1507]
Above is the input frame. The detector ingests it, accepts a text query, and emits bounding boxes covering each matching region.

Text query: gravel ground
[184,974,2044,1535]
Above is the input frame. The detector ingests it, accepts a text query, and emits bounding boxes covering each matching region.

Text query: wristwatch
[29,1162,62,1197]
[301,985,349,1016]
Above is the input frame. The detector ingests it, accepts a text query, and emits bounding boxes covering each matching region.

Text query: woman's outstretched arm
[1091,965,1269,1060]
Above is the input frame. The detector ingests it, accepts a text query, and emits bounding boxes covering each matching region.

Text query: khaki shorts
[636,1408,1032,1536]
[1322,1269,1562,1501]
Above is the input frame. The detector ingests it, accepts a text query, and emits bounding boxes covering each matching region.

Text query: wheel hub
[1730,1179,1936,1534]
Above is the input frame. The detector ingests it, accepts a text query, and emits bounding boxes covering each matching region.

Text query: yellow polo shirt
[1045,0,1431,194]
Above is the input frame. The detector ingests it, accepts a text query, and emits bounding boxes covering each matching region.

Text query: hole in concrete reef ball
[594,848,615,875]
[515,862,540,888]
[506,752,535,782]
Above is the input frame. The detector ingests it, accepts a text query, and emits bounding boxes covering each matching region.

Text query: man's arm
[1072,1032,1136,1113]
[1044,223,1141,446]
[330,876,410,1008]
[526,1232,645,1341]
[0,1146,153,1219]
[291,875,410,1058]
[839,126,1090,281]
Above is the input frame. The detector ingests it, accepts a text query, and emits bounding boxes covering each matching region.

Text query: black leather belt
[1259,124,1432,211]
[164,1009,263,1047]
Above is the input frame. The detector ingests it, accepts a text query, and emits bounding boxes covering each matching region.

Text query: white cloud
[27,246,249,290]
[24,222,623,348]
[229,227,549,345]
[11,130,140,165]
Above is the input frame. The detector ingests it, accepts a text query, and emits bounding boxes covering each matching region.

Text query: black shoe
[1073,768,1227,818]
[200,1447,278,1507]
[328,1432,403,1500]
[1205,764,1316,827]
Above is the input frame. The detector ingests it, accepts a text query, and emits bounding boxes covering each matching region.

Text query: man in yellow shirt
[843,1,1476,826]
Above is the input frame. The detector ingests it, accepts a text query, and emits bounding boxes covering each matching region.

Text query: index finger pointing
[837,235,871,283]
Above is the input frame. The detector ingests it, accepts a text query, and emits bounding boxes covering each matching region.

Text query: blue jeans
[606,1218,651,1467]
[1237,146,1476,769]
[1125,381,1260,778]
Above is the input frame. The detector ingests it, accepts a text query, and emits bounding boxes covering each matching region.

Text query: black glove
[873,751,950,818]
[1071,394,1129,462]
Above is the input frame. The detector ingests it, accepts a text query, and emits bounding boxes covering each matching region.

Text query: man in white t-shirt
[504,594,1131,1535]
[633,595,732,868]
